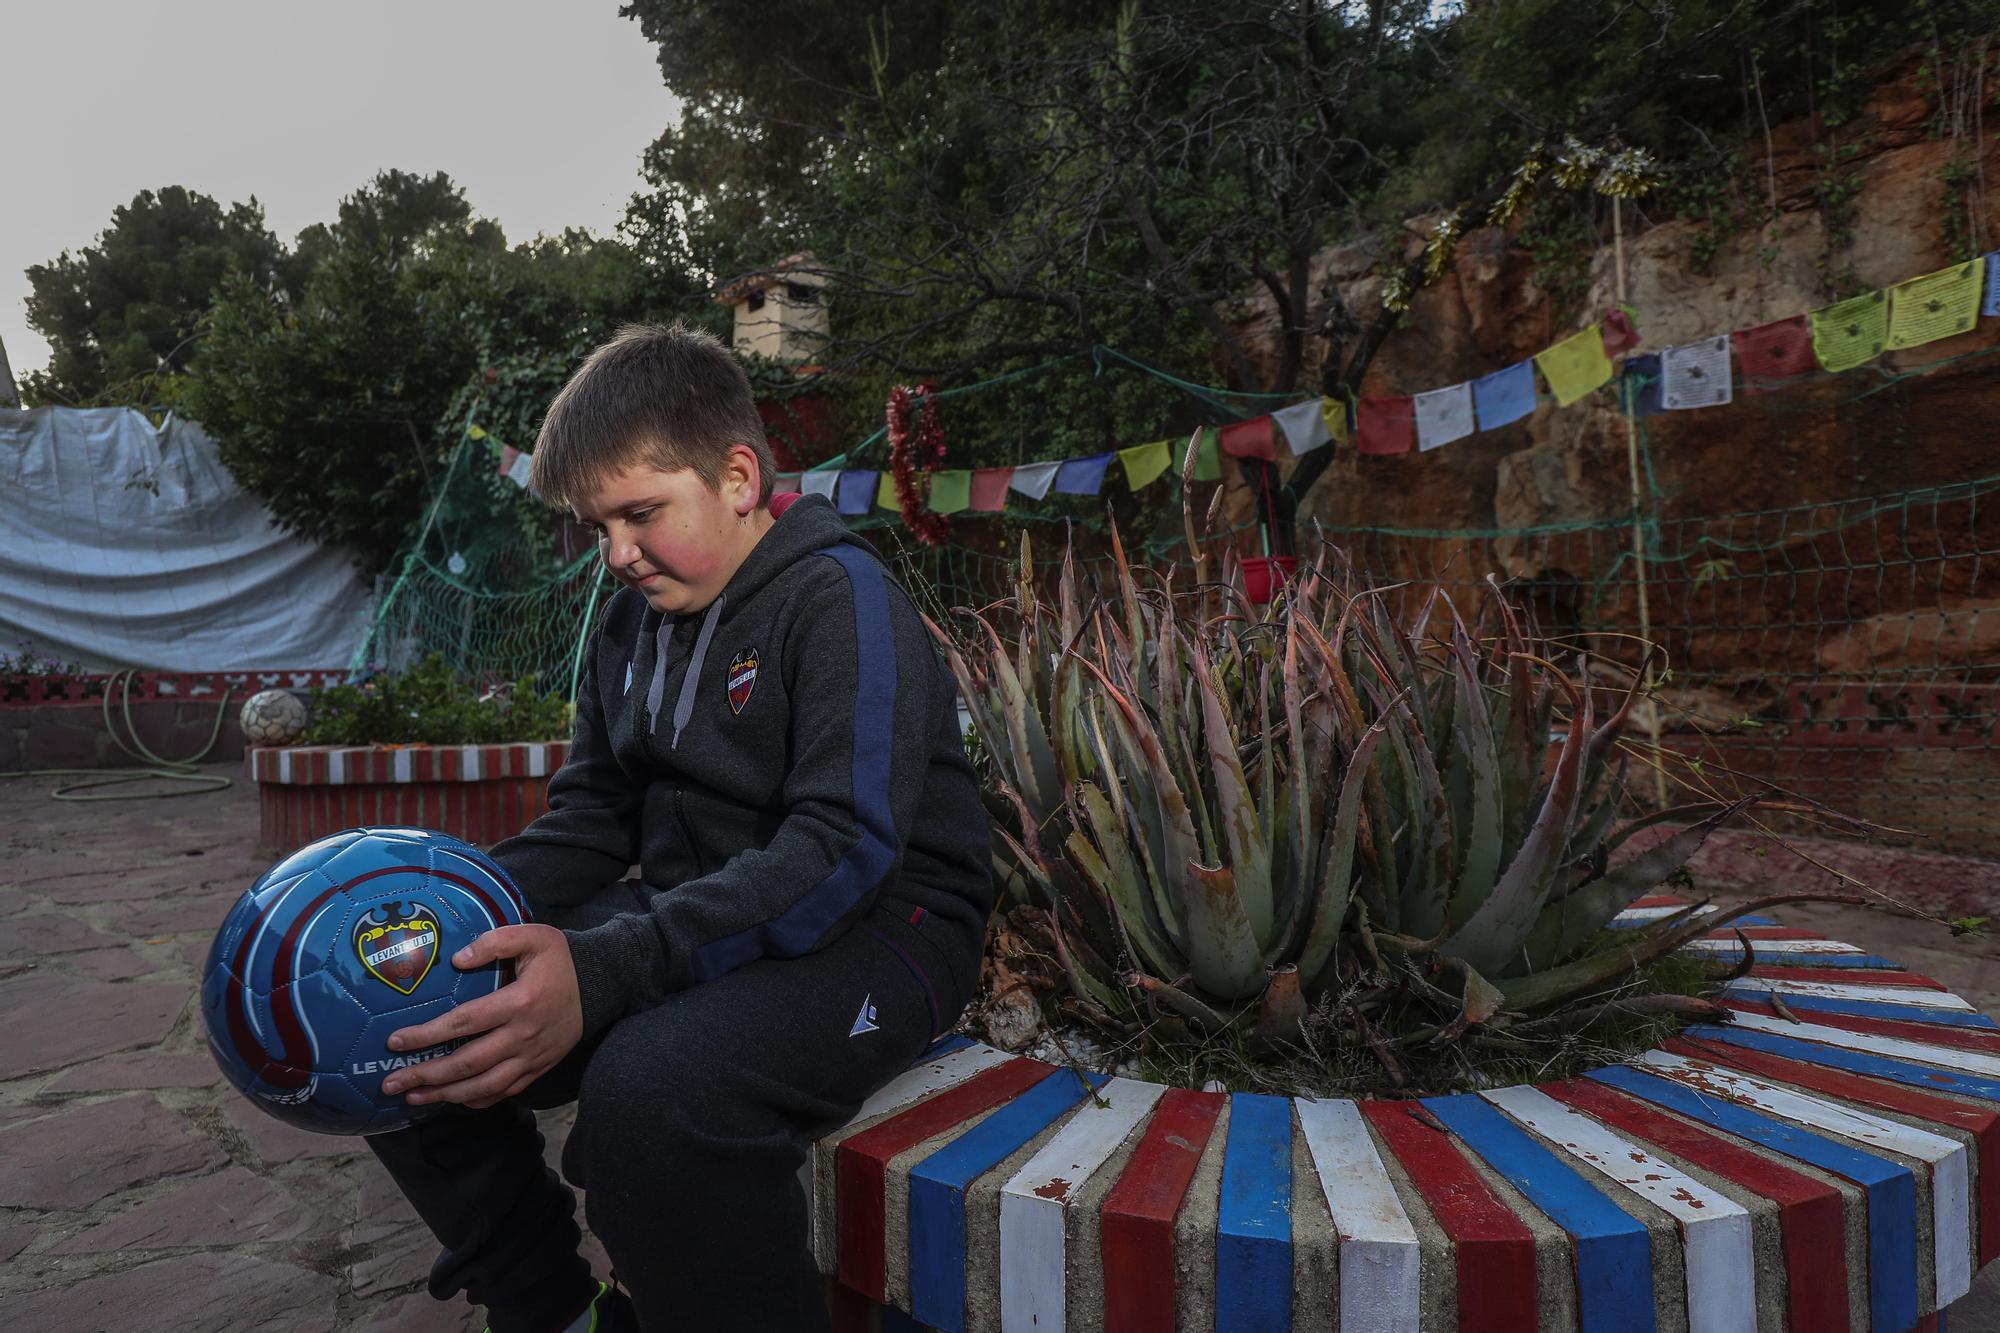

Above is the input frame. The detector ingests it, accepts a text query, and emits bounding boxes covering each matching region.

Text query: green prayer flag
[927,469,971,514]
[1119,440,1172,491]
[876,471,903,511]
[1887,259,1984,350]
[1320,396,1350,444]
[1810,290,1888,372]
[1532,325,1613,406]
[1193,426,1223,481]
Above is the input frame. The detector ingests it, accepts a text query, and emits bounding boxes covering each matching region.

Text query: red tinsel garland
[884,383,951,546]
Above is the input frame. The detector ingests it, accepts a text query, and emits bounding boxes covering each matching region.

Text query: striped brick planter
[247,741,567,853]
[812,894,1992,1332]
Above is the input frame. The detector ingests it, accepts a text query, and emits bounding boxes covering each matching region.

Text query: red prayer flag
[1600,308,1643,357]
[1355,396,1415,456]
[1734,315,1814,393]
[1218,416,1278,461]
[969,467,1014,511]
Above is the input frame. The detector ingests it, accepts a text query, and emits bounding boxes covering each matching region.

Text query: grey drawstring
[647,594,724,749]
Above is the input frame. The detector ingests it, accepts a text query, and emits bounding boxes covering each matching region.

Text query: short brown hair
[530,323,775,510]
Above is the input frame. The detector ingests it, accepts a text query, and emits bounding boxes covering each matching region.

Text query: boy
[369,324,996,1332]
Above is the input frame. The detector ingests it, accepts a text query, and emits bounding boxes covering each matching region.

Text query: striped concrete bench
[811,894,1992,1332]
[247,742,569,851]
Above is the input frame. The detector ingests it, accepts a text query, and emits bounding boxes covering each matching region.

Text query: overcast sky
[1,0,679,387]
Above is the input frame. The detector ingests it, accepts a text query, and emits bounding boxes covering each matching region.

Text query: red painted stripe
[1361,1100,1539,1333]
[1543,1077,1849,1333]
[1672,1034,2000,1267]
[824,1277,876,1333]
[309,750,329,785]
[1722,1000,2000,1054]
[834,1057,1048,1301]
[1702,926,1824,942]
[440,747,462,783]
[1745,967,1944,989]
[1100,1088,1225,1333]
[1628,895,1693,909]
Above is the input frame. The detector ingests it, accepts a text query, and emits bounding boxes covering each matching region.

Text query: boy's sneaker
[485,1279,639,1333]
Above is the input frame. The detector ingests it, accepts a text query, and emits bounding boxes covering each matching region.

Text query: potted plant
[247,654,572,852]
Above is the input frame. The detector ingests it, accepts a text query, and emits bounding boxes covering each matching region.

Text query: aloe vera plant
[929,517,1769,1060]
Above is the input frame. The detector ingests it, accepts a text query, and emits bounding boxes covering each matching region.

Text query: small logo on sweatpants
[849,995,879,1037]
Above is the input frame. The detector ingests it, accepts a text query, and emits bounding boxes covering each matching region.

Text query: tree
[182,172,704,571]
[21,186,284,405]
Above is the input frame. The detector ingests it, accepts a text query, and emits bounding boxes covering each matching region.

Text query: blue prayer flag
[1984,251,2000,317]
[836,470,879,515]
[1620,354,1663,417]
[1053,453,1113,495]
[1471,361,1536,430]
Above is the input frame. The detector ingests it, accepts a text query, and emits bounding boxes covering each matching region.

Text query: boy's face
[573,445,772,616]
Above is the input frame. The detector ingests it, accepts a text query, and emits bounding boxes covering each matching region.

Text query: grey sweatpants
[366,879,976,1332]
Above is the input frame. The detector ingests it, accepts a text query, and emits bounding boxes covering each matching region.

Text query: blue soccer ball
[201,826,532,1136]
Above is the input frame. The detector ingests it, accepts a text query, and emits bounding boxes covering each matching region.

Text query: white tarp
[0,407,374,670]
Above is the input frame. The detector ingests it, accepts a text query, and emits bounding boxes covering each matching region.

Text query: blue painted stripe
[916,1033,975,1065]
[1588,1063,1919,1333]
[1607,913,1777,930]
[689,546,902,981]
[1216,1093,1293,1332]
[1422,1093,1655,1333]
[1685,1023,2000,1104]
[906,1067,1104,1333]
[1720,989,2000,1029]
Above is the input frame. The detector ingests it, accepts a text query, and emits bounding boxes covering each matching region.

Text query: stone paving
[1,762,1998,1330]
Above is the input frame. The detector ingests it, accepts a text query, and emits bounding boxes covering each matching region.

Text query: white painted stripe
[1483,1084,1756,1333]
[1635,1049,1972,1303]
[278,749,293,783]
[462,745,480,781]
[393,749,413,783]
[807,1042,1016,1270]
[1721,978,1975,1010]
[999,1077,1165,1332]
[1613,904,1720,923]
[1296,1097,1421,1333]
[327,750,345,785]
[528,743,548,778]
[1722,1009,2000,1077]
[1683,937,1863,955]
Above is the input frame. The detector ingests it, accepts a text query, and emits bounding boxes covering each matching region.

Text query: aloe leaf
[1443,638,1505,933]
[1251,965,1306,1047]
[971,613,1062,821]
[1283,617,1316,913]
[1066,810,1185,979]
[1439,660,1595,976]
[1190,635,1273,944]
[1291,719,1387,987]
[1179,860,1267,1000]
[1435,957,1505,1043]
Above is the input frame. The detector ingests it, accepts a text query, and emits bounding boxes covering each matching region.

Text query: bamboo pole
[1612,198,1671,810]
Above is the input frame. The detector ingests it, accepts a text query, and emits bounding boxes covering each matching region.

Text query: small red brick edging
[248,741,567,852]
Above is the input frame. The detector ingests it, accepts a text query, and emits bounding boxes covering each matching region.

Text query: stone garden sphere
[239,688,309,746]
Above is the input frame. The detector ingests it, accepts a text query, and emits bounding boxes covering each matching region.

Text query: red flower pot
[1242,555,1299,604]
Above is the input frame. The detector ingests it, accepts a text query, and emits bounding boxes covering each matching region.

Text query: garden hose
[4,669,234,800]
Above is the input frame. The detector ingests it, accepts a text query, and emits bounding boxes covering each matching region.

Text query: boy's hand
[381,924,582,1110]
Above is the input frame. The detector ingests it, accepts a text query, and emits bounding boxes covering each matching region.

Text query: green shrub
[304,654,571,746]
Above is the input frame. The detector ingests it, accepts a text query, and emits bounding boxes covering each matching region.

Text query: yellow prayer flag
[1532,326,1613,407]
[927,469,971,514]
[467,425,488,441]
[1119,440,1173,491]
[1887,259,1984,350]
[1320,396,1351,444]
[876,471,903,511]
[1810,291,1888,372]
[1192,426,1223,481]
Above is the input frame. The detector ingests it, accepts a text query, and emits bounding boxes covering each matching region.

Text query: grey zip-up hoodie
[490,493,996,1039]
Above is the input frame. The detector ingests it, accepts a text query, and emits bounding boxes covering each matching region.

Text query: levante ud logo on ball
[354,902,440,995]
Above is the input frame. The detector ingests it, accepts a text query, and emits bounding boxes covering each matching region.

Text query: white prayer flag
[1272,399,1333,454]
[800,470,839,499]
[1414,382,1476,452]
[1009,461,1061,500]
[1662,335,1733,410]
[504,450,533,489]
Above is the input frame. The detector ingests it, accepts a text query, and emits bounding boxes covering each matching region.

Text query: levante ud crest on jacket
[728,647,759,714]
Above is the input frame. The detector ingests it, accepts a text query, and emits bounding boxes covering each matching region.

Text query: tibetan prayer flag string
[1886,259,1985,350]
[875,471,902,512]
[772,472,801,495]
[969,467,1013,511]
[1008,461,1060,501]
[1191,426,1224,482]
[1118,440,1172,491]
[1219,417,1278,461]
[927,469,972,514]
[1662,335,1733,410]
[1054,453,1113,495]
[1984,251,2000,317]
[1471,361,1536,429]
[1734,316,1814,393]
[801,470,839,500]
[1355,396,1415,456]
[1319,397,1351,446]
[1272,399,1332,455]
[1620,354,1663,417]
[1810,291,1888,373]
[836,470,878,515]
[1414,382,1475,452]
[1534,325,1613,406]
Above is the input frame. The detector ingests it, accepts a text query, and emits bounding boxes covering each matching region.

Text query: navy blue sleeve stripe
[688,546,901,980]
